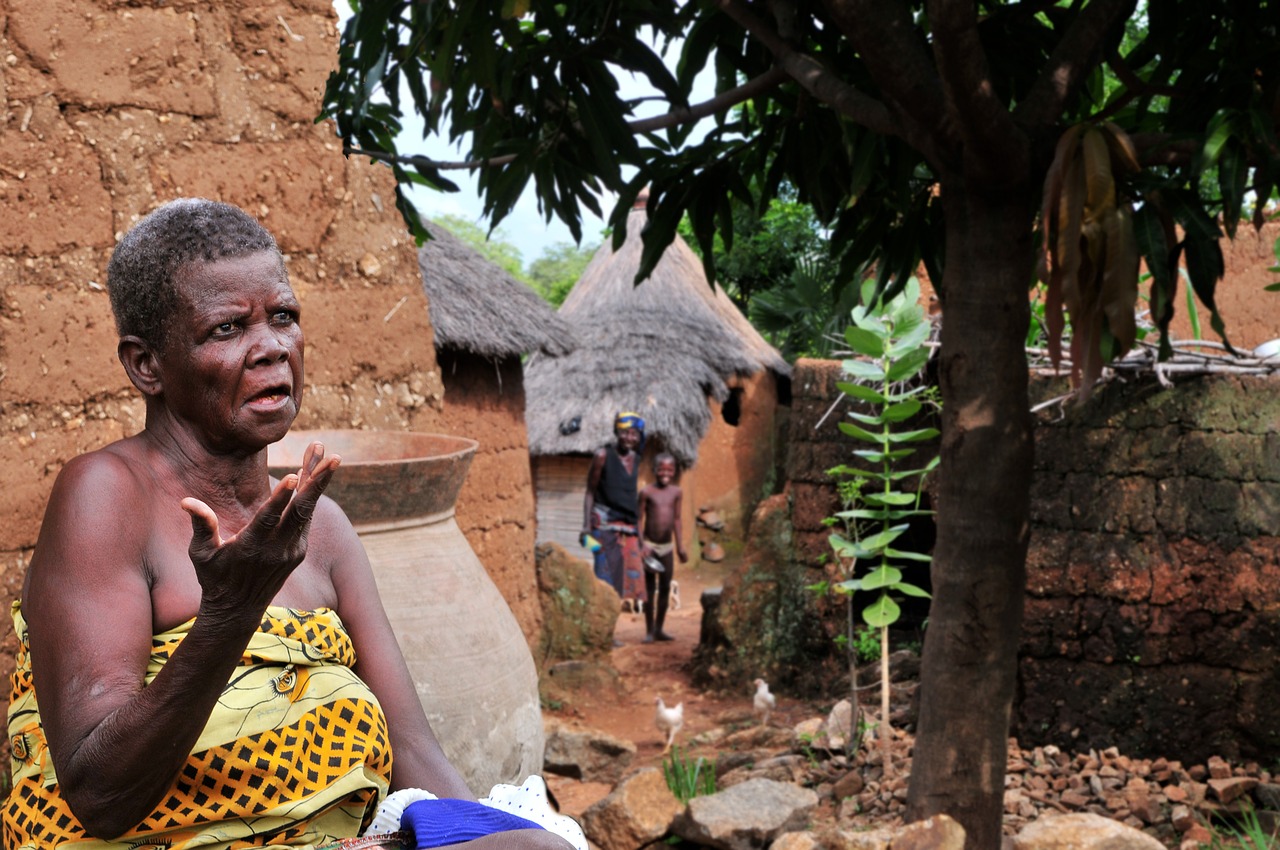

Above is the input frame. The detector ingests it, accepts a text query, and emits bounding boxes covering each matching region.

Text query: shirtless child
[637,453,688,643]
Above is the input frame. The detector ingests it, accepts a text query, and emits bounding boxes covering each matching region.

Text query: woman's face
[157,251,304,452]
[616,427,641,453]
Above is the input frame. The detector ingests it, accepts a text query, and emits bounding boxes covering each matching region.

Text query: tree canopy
[323,2,1280,846]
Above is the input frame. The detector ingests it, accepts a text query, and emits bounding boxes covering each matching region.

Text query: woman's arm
[24,446,337,838]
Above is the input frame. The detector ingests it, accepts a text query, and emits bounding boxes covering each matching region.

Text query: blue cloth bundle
[401,798,546,849]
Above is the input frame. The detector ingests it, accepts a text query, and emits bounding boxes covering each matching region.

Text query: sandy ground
[542,555,810,817]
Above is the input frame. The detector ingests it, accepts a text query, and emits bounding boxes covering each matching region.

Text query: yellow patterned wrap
[5,604,393,850]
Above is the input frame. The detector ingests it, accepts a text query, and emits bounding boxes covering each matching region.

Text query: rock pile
[547,710,1280,850]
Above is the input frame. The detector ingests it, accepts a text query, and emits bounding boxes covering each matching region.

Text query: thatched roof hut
[418,220,575,359]
[415,220,576,651]
[524,204,789,467]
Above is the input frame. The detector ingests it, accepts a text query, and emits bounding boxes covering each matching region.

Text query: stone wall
[783,361,1280,764]
[0,0,448,714]
[1017,375,1280,763]
[786,359,858,572]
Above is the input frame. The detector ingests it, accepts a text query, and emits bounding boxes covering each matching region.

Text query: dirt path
[543,554,808,817]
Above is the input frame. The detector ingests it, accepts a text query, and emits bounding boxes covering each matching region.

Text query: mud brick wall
[436,350,543,647]
[0,0,452,719]
[1017,375,1280,763]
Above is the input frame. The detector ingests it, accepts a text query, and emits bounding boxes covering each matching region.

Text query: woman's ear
[118,336,164,397]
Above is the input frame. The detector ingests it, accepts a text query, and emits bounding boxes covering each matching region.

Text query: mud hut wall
[0,0,446,704]
[1161,221,1280,350]
[435,350,542,646]
[1017,375,1280,763]
[534,455,594,559]
[693,371,781,537]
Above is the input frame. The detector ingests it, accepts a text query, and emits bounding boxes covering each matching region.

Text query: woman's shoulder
[305,492,364,562]
[50,440,152,506]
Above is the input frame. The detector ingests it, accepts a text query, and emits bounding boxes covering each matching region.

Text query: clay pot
[269,429,543,795]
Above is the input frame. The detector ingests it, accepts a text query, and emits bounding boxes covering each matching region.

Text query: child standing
[637,452,688,643]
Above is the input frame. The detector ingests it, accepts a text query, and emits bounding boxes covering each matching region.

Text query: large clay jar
[268,430,543,795]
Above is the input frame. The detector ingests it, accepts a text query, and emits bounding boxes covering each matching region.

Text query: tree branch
[343,146,517,171]
[343,68,791,172]
[1130,133,1198,167]
[820,0,959,159]
[927,0,1026,178]
[713,0,900,139]
[1014,0,1137,128]
[627,67,790,133]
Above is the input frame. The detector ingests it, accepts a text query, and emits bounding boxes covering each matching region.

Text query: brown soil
[543,554,806,817]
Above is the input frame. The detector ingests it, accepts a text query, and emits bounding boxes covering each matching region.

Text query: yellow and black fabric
[5,605,393,850]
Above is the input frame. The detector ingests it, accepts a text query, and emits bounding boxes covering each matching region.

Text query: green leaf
[862,595,901,629]
[837,382,887,404]
[841,359,886,382]
[862,491,916,506]
[885,427,940,443]
[886,347,930,382]
[846,410,890,427]
[834,579,862,595]
[862,566,903,590]
[893,582,932,598]
[1199,108,1235,169]
[887,317,930,358]
[858,524,910,551]
[844,326,886,358]
[838,421,881,443]
[884,547,932,562]
[882,400,922,422]
[854,448,916,463]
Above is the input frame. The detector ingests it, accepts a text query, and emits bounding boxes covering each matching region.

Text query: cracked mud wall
[0,0,451,709]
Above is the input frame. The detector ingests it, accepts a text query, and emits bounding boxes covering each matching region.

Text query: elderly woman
[5,200,575,850]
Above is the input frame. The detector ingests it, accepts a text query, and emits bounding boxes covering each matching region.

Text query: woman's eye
[215,321,236,334]
[272,310,297,324]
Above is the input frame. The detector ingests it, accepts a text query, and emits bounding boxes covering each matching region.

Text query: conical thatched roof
[525,205,790,466]
[418,220,576,358]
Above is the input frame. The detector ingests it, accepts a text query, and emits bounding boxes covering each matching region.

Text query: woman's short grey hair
[107,199,282,348]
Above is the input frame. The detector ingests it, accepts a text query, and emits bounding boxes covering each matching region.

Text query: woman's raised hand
[181,441,340,616]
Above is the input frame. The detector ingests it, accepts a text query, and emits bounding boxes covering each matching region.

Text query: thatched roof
[417,220,576,358]
[525,205,790,465]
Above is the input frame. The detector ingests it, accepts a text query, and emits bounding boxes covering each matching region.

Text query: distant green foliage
[434,214,527,281]
[526,241,597,307]
[680,194,860,360]
[433,215,597,306]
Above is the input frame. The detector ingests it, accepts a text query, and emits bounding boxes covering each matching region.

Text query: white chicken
[654,696,684,753]
[753,678,777,727]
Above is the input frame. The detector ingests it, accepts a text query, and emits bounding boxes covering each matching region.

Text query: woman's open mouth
[246,385,293,410]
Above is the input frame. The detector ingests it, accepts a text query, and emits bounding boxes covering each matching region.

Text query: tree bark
[905,181,1035,850]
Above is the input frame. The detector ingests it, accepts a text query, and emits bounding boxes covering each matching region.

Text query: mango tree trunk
[905,182,1036,850]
